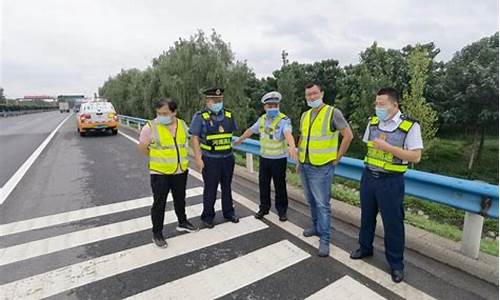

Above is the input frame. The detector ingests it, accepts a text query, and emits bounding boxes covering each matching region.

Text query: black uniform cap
[203,87,224,97]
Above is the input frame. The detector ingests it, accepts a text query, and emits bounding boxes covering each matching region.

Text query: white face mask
[375,107,390,121]
[307,98,323,108]
[158,115,172,125]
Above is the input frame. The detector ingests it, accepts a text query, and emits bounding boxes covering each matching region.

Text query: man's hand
[233,139,242,147]
[195,156,204,172]
[373,138,392,152]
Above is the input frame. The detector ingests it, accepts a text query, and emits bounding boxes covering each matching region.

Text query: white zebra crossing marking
[187,168,436,300]
[113,130,432,299]
[0,199,219,266]
[127,240,310,299]
[306,275,386,299]
[0,187,203,237]
[0,216,268,300]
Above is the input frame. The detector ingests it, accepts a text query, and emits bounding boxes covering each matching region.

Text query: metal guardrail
[119,114,499,258]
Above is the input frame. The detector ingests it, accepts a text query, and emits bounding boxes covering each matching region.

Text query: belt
[365,168,402,178]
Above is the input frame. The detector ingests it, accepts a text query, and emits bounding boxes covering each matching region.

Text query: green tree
[401,45,439,158]
[100,29,257,131]
[0,87,5,104]
[443,32,499,171]
[336,43,408,136]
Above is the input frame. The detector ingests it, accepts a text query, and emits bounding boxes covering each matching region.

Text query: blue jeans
[299,163,335,242]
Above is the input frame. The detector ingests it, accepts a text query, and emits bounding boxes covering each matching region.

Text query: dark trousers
[358,168,405,271]
[150,171,188,235]
[201,155,236,222]
[259,157,288,216]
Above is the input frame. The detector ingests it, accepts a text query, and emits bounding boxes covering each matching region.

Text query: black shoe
[203,221,214,229]
[349,248,373,260]
[302,227,319,237]
[254,210,269,219]
[391,269,404,283]
[225,215,240,223]
[152,234,167,248]
[278,215,288,222]
[176,220,199,233]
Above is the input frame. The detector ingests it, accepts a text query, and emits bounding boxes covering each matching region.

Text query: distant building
[22,95,57,103]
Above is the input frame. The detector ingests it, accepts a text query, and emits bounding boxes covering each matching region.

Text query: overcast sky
[1,0,498,98]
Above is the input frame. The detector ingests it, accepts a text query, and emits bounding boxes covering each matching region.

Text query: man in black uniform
[189,87,240,228]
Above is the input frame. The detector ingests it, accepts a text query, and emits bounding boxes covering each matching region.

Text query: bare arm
[284,131,296,149]
[284,130,298,162]
[389,146,422,163]
[295,134,301,173]
[190,135,205,172]
[337,126,353,159]
[373,139,422,163]
[234,128,254,145]
[138,143,149,156]
[191,135,202,160]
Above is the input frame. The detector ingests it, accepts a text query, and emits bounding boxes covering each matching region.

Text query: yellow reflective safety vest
[199,109,234,154]
[364,115,416,173]
[148,119,189,174]
[258,113,288,158]
[298,104,339,166]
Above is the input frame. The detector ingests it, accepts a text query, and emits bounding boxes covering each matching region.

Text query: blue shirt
[189,108,238,158]
[250,115,292,159]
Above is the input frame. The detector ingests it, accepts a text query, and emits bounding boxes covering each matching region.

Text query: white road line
[0,113,73,205]
[306,275,386,300]
[0,200,219,267]
[127,240,310,300]
[187,168,435,300]
[0,216,267,300]
[118,130,140,144]
[0,187,203,237]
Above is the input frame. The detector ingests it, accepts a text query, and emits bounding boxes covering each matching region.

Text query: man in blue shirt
[189,87,239,228]
[234,91,297,221]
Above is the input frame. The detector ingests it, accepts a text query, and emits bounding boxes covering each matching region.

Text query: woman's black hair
[156,98,177,112]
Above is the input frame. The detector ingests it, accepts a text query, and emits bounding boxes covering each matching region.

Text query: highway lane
[0,111,70,187]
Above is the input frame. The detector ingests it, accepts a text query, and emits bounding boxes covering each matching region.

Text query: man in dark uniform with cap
[189,87,240,228]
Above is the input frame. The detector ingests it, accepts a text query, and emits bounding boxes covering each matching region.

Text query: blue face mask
[307,98,323,108]
[266,108,279,118]
[375,107,389,121]
[210,102,223,113]
[158,115,172,125]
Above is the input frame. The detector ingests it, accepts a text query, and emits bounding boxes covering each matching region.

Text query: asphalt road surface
[0,112,497,299]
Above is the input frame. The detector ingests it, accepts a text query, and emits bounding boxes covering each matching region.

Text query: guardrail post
[460,212,484,259]
[246,153,254,173]
[137,123,142,131]
[126,119,130,126]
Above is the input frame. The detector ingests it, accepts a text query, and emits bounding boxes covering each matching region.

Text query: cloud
[1,0,498,98]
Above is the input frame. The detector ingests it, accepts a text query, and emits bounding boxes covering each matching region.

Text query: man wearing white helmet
[234,91,297,221]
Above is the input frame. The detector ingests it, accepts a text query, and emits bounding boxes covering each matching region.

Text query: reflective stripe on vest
[149,119,189,174]
[258,113,287,157]
[200,110,234,153]
[298,105,339,165]
[363,116,414,173]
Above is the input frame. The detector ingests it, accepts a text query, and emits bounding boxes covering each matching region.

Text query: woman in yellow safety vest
[138,98,198,248]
